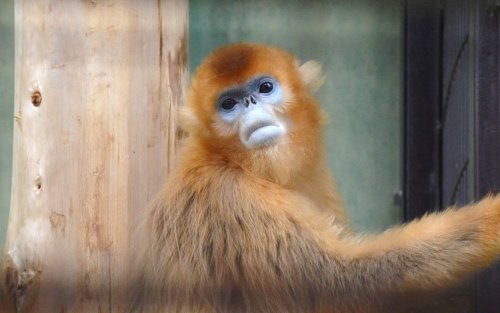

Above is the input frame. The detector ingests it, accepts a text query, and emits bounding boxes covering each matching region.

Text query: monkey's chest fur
[138,166,399,313]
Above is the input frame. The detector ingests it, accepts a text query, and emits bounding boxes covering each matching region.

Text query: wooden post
[1,1,188,312]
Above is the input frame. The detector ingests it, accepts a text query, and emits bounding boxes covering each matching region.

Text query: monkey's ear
[178,105,199,133]
[299,60,325,93]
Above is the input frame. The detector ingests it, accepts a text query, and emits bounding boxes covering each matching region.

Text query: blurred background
[0,0,402,249]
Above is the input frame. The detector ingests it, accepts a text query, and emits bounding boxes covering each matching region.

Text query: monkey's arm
[335,197,500,290]
[141,170,500,311]
[241,179,500,307]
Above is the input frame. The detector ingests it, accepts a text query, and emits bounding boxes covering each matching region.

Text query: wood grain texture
[1,0,188,312]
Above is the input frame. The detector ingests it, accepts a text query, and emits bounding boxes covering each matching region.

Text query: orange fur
[128,43,500,313]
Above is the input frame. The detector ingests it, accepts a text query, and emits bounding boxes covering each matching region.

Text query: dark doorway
[404,0,500,312]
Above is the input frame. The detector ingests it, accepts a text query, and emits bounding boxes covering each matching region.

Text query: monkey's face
[215,75,287,149]
[184,43,324,167]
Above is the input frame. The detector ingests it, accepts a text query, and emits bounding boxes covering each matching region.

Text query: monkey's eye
[259,82,274,94]
[220,98,237,111]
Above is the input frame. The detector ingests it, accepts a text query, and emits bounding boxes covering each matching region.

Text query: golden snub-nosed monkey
[127,43,500,313]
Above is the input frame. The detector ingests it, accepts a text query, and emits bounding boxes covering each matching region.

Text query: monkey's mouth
[242,122,285,149]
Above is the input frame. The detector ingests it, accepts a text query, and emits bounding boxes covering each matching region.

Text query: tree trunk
[1,0,188,312]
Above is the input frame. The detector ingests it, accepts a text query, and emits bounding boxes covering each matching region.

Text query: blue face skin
[216,76,286,149]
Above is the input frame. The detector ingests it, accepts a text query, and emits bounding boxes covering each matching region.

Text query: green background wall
[0,0,14,250]
[0,0,401,248]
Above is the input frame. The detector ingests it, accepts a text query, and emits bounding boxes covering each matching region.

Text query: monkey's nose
[243,96,257,107]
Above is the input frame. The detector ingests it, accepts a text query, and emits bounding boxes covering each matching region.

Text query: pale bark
[1,1,188,312]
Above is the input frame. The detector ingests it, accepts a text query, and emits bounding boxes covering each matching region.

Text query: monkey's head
[181,43,326,182]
